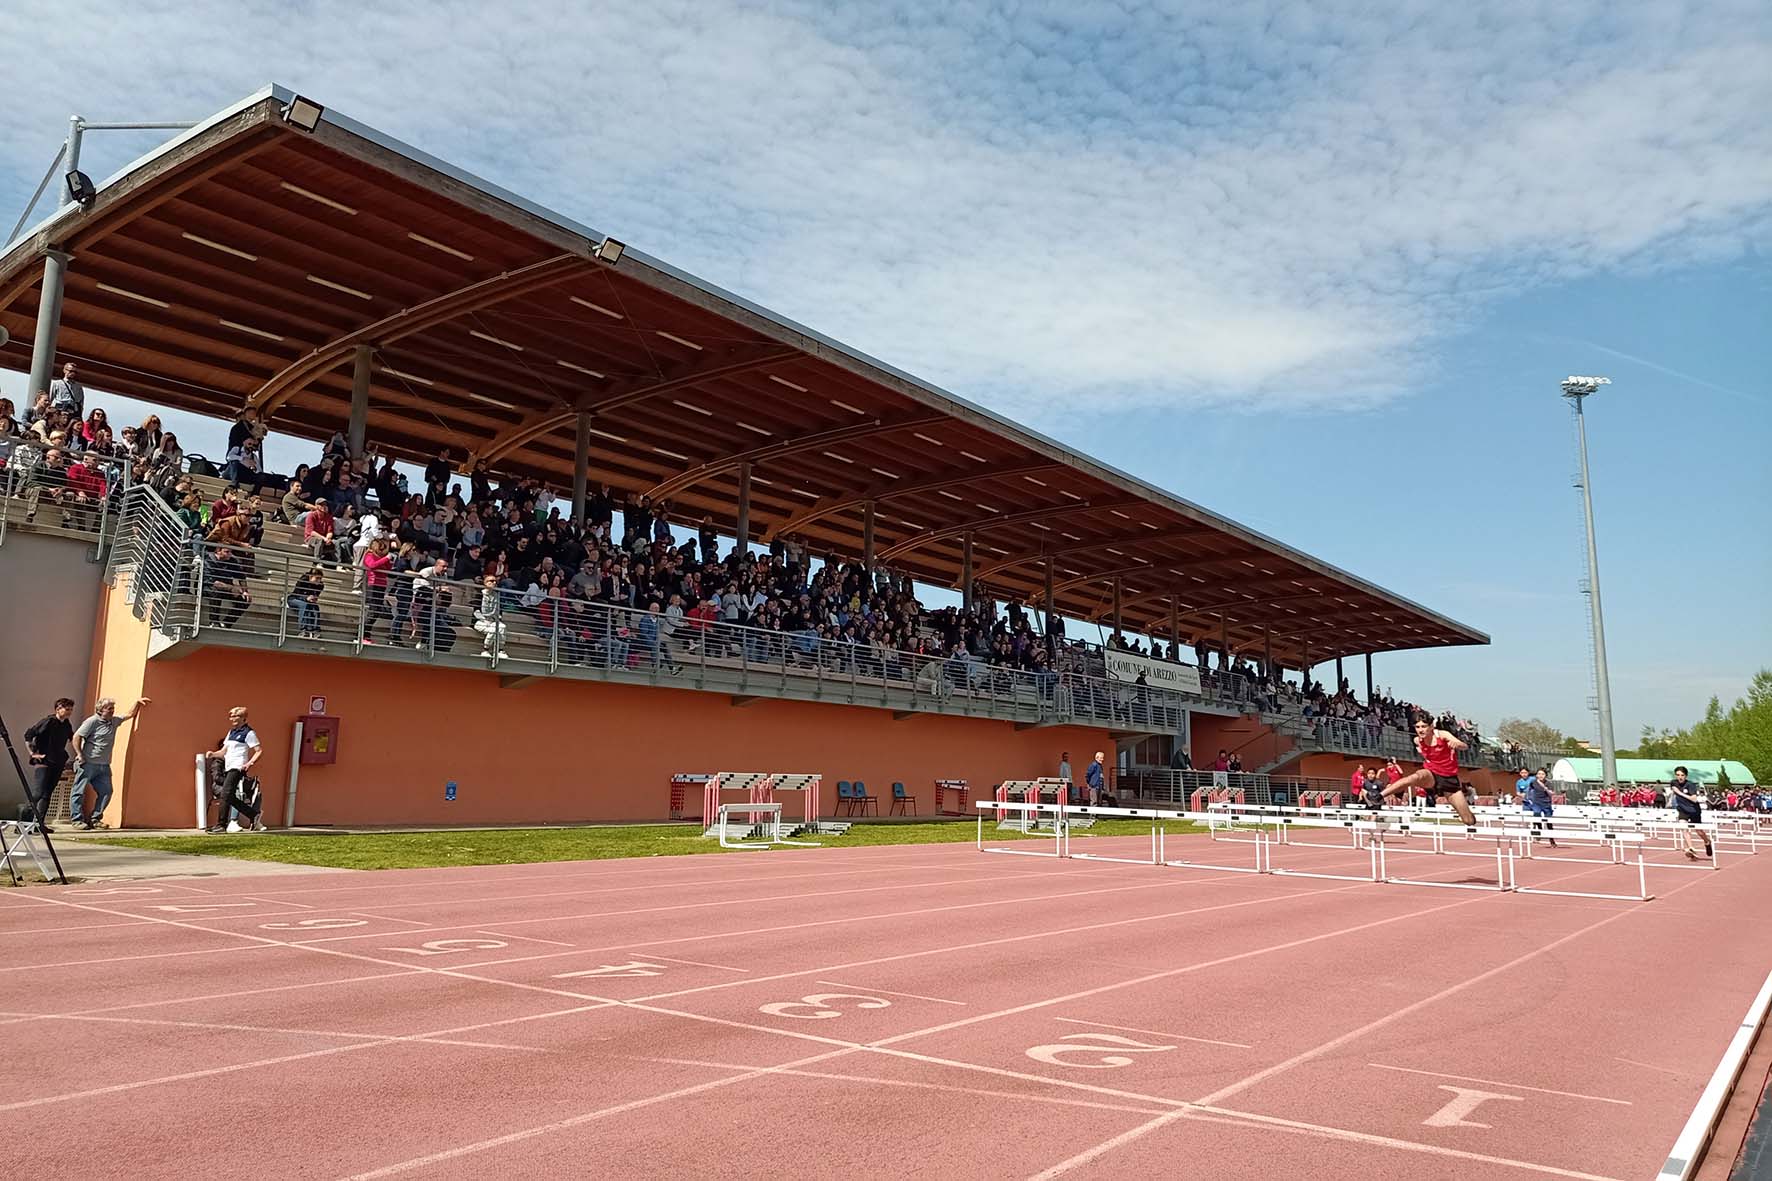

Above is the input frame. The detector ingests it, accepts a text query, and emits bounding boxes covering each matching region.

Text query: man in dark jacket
[22,698,77,829]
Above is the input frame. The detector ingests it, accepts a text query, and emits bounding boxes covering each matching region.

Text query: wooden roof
[0,86,1486,664]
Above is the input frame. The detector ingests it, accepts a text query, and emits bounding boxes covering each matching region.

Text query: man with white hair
[71,696,151,829]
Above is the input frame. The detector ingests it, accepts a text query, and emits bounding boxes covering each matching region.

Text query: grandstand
[0,85,1499,829]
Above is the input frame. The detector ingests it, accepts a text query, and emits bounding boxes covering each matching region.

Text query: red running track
[1,831,1768,1179]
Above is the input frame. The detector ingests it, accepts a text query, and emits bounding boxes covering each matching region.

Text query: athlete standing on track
[1668,765,1713,861]
[1379,717,1477,827]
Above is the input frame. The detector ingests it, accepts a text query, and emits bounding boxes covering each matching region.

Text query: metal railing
[1120,768,1276,805]
[99,485,1235,732]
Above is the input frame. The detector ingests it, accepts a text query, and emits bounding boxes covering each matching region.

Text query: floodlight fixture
[283,96,325,133]
[1561,375,1611,399]
[64,170,96,209]
[595,237,626,264]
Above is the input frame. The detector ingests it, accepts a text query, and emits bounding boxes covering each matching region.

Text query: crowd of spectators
[5,367,1512,739]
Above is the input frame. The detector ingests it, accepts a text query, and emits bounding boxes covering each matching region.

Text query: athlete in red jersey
[1379,717,1476,826]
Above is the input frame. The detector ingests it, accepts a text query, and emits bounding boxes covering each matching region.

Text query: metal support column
[862,500,875,571]
[1044,557,1055,635]
[347,345,373,458]
[25,249,71,400]
[961,531,974,610]
[1567,385,1620,789]
[1335,655,1344,693]
[1365,652,1374,703]
[1169,598,1179,659]
[734,461,752,559]
[1111,577,1122,640]
[571,411,591,525]
[1220,613,1229,668]
[1263,628,1273,681]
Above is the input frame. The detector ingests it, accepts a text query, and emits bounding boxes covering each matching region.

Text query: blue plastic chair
[890,781,917,816]
[835,781,854,817]
[851,780,877,816]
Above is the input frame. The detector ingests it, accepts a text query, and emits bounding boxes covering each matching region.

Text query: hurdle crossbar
[978,801,1660,901]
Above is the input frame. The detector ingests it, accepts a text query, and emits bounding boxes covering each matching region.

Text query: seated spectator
[203,543,252,628]
[304,500,341,564]
[223,434,261,485]
[289,564,325,638]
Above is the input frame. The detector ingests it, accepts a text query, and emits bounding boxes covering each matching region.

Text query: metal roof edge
[0,85,287,259]
[8,85,1488,649]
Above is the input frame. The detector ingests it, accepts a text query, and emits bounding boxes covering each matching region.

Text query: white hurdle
[713,802,821,850]
[976,800,1661,902]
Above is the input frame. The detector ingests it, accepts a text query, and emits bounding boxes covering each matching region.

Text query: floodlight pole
[1563,377,1619,790]
[21,114,198,402]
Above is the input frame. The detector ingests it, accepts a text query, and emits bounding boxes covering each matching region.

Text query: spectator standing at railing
[49,361,85,418]
[360,535,395,644]
[70,696,150,830]
[1213,749,1229,773]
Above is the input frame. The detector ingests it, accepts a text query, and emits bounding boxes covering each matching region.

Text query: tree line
[1496,669,1771,784]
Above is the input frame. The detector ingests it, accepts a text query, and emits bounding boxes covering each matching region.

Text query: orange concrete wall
[83,585,153,828]
[111,639,1108,829]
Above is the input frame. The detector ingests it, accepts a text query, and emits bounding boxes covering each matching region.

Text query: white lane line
[815,981,965,1006]
[1030,1108,1195,1179]
[476,930,576,948]
[1367,1062,1630,1104]
[1190,1101,1626,1181]
[0,1002,614,1113]
[341,1045,860,1179]
[1614,1055,1684,1078]
[1191,868,1708,1109]
[637,1055,1165,1115]
[635,953,747,972]
[348,912,431,927]
[1055,1017,1251,1049]
[0,1009,543,1053]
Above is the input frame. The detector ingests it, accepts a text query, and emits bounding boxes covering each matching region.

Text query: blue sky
[2,0,1767,740]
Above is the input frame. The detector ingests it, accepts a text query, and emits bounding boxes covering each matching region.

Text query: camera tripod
[0,711,68,885]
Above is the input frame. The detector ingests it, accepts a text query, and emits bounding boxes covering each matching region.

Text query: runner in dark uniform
[1668,766,1713,861]
[1379,717,1477,827]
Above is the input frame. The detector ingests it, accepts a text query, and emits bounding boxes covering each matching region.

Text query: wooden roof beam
[473,347,797,464]
[247,253,584,415]
[761,459,1061,545]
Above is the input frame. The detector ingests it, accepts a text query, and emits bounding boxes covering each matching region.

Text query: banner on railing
[1103,649,1202,696]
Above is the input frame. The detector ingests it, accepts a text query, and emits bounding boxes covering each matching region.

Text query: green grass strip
[85,819,1202,871]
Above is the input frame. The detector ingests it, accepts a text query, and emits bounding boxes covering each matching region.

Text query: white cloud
[1,0,1769,422]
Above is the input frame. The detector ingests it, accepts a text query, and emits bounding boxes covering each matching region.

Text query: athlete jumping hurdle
[1379,717,1476,827]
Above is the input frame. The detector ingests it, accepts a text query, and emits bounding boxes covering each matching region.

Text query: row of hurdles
[975,797,1767,903]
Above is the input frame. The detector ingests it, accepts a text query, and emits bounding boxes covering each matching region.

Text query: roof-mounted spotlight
[283,96,324,133]
[595,237,626,265]
[65,170,97,209]
[1560,375,1611,399]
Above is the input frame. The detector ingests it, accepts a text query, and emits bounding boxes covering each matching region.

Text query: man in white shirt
[206,706,265,833]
